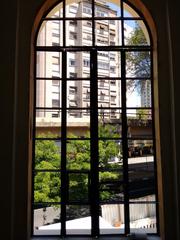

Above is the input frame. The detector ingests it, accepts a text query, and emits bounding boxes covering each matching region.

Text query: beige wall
[1,0,180,239]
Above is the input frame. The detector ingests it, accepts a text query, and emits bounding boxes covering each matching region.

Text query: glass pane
[36,52,62,78]
[45,2,63,18]
[95,20,122,46]
[99,170,123,202]
[66,205,91,235]
[37,20,63,46]
[98,51,121,78]
[100,204,124,234]
[36,80,61,108]
[33,172,61,203]
[99,140,122,171]
[98,121,122,138]
[127,110,153,139]
[98,109,122,137]
[35,140,61,169]
[126,51,151,78]
[124,20,150,46]
[66,110,90,137]
[127,80,151,108]
[128,161,155,200]
[33,204,61,235]
[66,0,92,18]
[130,194,156,203]
[35,110,61,138]
[130,204,157,233]
[98,80,121,108]
[67,80,90,107]
[68,173,89,202]
[95,0,121,17]
[99,140,122,169]
[67,51,90,78]
[67,140,90,170]
[123,2,140,18]
[66,20,92,46]
[128,140,154,158]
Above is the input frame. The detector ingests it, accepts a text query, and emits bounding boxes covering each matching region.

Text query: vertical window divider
[92,0,95,46]
[121,50,130,235]
[151,49,160,235]
[90,49,99,237]
[121,0,124,47]
[61,49,67,237]
[32,44,37,236]
[63,0,66,47]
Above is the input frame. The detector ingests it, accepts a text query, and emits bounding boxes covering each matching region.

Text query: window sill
[32,236,160,240]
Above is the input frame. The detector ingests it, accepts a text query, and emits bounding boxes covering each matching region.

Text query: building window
[110,80,116,85]
[33,0,158,238]
[52,42,59,46]
[109,53,115,60]
[69,59,76,66]
[109,19,115,25]
[98,61,109,70]
[83,6,92,15]
[69,31,77,40]
[110,41,115,46]
[110,66,116,73]
[84,21,92,27]
[69,72,77,78]
[52,99,60,107]
[69,5,77,14]
[52,79,60,85]
[83,59,90,67]
[83,34,92,41]
[69,100,77,108]
[110,95,116,102]
[69,86,77,94]
[52,32,60,38]
[69,20,77,26]
[96,10,108,17]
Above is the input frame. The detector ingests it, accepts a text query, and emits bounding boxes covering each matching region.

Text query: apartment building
[141,80,151,107]
[36,0,121,121]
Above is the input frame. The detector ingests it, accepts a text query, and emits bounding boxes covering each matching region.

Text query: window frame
[32,0,160,238]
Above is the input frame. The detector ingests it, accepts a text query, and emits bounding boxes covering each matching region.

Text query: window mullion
[150,50,160,234]
[61,49,67,237]
[90,49,99,237]
[121,50,130,235]
[92,0,95,46]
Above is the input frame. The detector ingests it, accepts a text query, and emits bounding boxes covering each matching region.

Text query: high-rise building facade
[141,80,151,107]
[36,0,121,121]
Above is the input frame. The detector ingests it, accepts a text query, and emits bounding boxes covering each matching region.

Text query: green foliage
[127,26,147,45]
[34,125,122,204]
[136,109,151,120]
[126,25,150,93]
[35,134,60,168]
[67,138,90,170]
[34,161,60,202]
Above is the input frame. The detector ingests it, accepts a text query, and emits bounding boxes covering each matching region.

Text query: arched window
[32,0,159,237]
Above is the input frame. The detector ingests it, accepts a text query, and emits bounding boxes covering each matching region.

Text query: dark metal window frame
[32,0,159,238]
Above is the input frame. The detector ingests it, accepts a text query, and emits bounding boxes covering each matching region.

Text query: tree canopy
[126,24,150,93]
[34,124,123,203]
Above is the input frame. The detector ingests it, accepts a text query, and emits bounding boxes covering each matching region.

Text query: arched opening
[31,0,160,237]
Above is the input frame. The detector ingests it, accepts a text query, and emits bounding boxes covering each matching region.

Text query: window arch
[32,0,159,237]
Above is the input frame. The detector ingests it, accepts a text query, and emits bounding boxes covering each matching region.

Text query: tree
[34,135,61,203]
[34,124,123,204]
[35,134,60,168]
[136,108,151,120]
[126,24,150,93]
